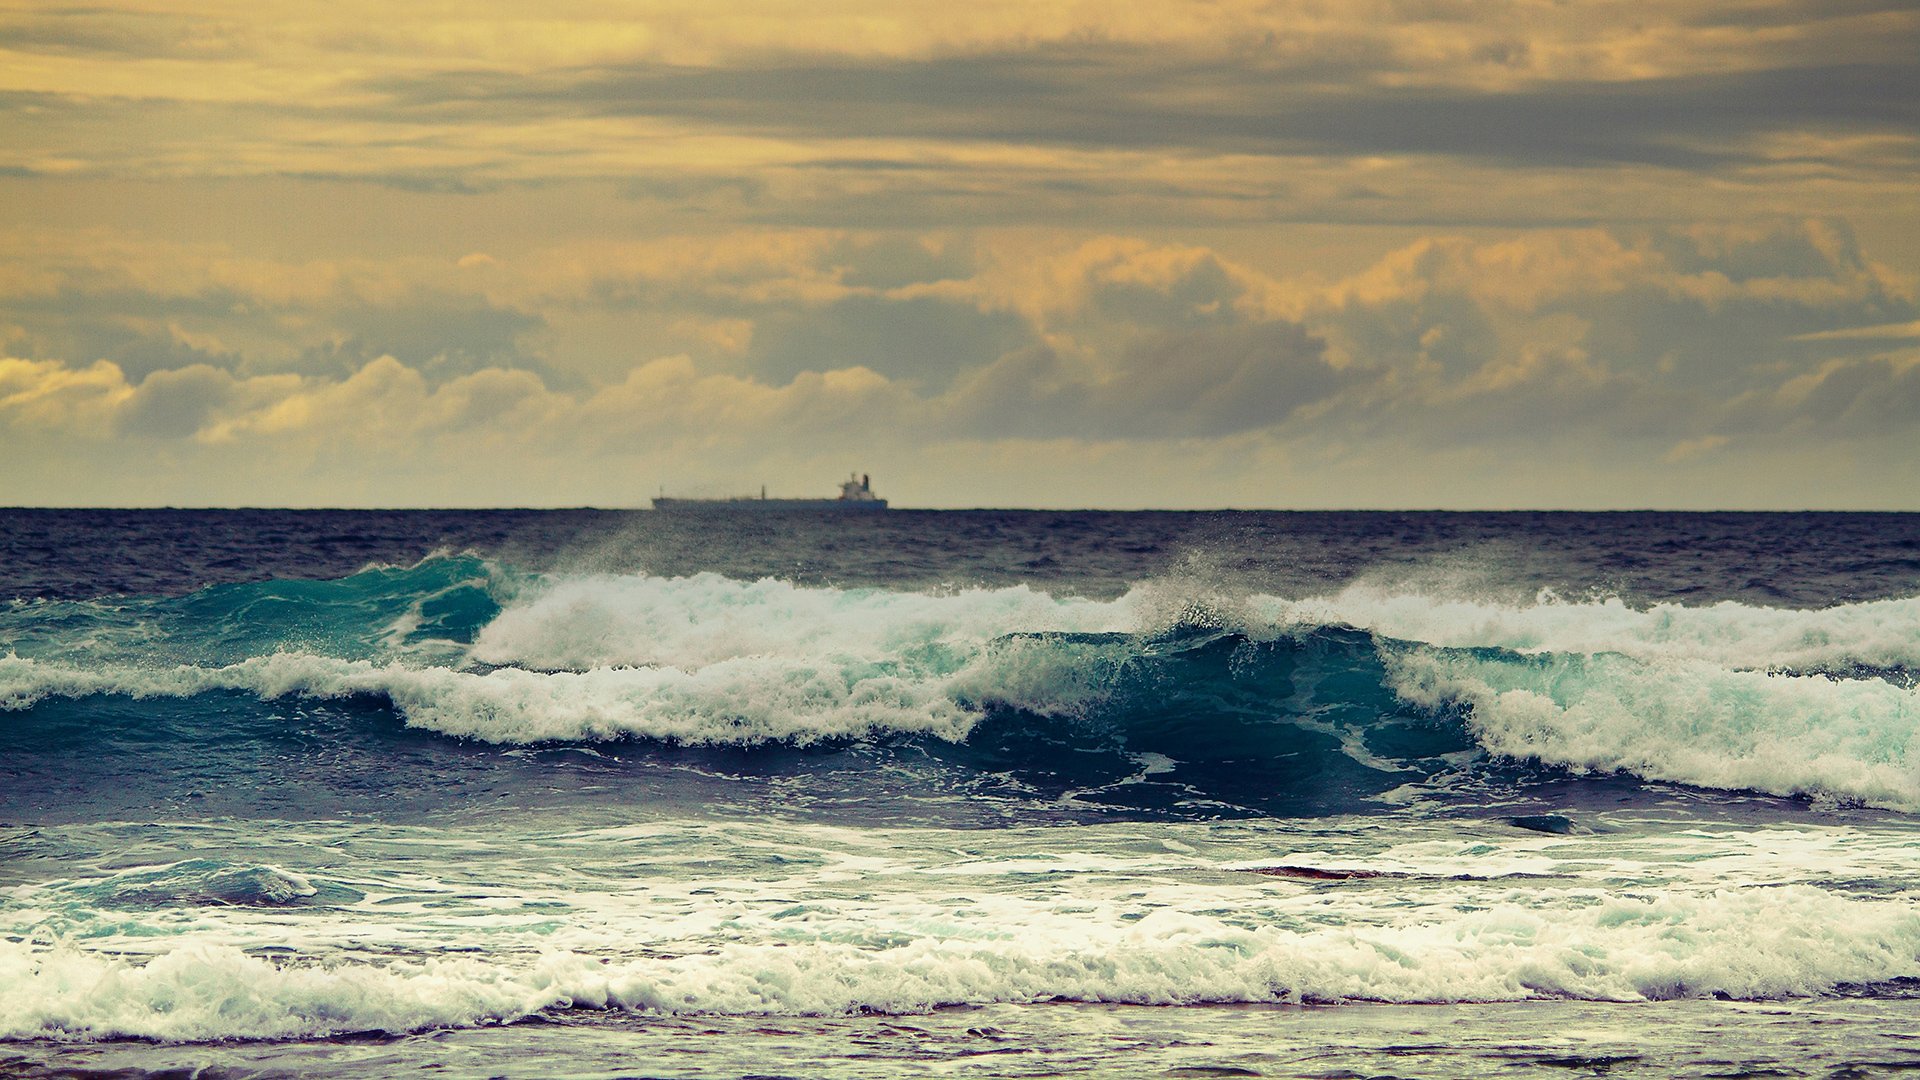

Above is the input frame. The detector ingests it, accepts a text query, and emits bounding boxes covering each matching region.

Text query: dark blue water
[7,508,1919,604]
[3,510,1919,1077]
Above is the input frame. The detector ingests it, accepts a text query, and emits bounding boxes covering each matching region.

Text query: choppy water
[3,509,1919,1077]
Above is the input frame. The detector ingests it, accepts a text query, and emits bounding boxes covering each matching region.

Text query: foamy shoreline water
[7,815,1920,1044]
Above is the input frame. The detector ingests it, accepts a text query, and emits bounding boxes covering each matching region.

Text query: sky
[2,0,1917,509]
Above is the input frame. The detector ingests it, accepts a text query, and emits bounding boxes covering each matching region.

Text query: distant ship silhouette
[652,473,889,510]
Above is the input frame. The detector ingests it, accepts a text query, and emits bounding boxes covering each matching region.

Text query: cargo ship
[652,473,889,510]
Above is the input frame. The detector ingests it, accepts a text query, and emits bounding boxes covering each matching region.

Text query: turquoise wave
[2,556,1915,818]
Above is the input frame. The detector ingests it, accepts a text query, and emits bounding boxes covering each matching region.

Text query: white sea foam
[0,942,565,1042]
[0,652,982,744]
[1270,587,1920,671]
[6,883,1919,1041]
[472,571,1126,672]
[1389,649,1920,808]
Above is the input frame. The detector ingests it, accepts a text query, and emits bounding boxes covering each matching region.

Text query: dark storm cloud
[115,363,240,438]
[720,219,1920,447]
[1,279,552,386]
[1577,227,1899,390]
[829,236,973,291]
[0,89,94,123]
[0,8,247,59]
[1760,355,1920,436]
[5,287,249,381]
[281,170,495,196]
[711,168,1306,232]
[1678,0,1917,30]
[618,173,767,205]
[747,294,1028,389]
[1294,220,1920,449]
[1267,63,1919,169]
[571,265,1028,389]
[1097,322,1362,437]
[318,302,549,381]
[363,43,1920,171]
[945,322,1364,441]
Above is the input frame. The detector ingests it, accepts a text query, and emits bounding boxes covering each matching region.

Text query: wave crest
[1389,649,1920,809]
[5,563,1919,810]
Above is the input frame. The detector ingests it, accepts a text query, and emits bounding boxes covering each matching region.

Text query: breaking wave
[2,556,1917,810]
[7,883,1920,1041]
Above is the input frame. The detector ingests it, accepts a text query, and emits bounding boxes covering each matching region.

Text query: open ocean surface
[4,508,1920,1078]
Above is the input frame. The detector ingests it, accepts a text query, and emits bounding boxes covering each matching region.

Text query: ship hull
[651,497,889,511]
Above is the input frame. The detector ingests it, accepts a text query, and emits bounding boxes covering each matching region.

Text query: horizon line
[4,505,1919,514]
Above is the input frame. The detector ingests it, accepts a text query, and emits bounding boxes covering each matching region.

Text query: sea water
[2,509,1918,1078]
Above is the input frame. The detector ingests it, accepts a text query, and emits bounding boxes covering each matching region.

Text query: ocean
[3,508,1919,1078]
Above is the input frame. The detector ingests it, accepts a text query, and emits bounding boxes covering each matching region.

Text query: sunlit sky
[3,0,1917,508]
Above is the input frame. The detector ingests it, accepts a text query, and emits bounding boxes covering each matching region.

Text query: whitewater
[2,508,1918,1077]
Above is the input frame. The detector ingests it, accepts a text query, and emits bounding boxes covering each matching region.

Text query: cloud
[940,322,1358,440]
[0,230,554,384]
[1758,350,1920,435]
[0,356,129,431]
[1793,319,1920,341]
[1,3,1915,509]
[0,9,251,61]
[0,351,896,452]
[1,1,1912,238]
[742,294,1027,388]
[346,35,1920,173]
[3,215,1919,507]
[1295,219,1918,445]
[1662,434,1730,464]
[117,363,246,438]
